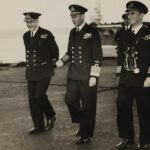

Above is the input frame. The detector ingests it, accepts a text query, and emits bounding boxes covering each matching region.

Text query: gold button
[33,55,36,57]
[72,60,75,63]
[72,47,74,49]
[33,50,36,52]
[27,65,29,67]
[27,51,29,53]
[78,47,82,49]
[79,56,82,58]
[72,56,74,58]
[72,51,74,54]
[33,59,36,62]
[79,61,82,63]
[26,55,29,57]
[79,51,82,54]
[34,64,36,67]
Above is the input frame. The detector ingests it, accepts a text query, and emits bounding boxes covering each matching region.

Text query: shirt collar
[31,26,39,37]
[125,25,130,30]
[77,22,86,31]
[132,24,143,34]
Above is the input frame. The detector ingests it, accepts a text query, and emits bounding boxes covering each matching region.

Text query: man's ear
[35,19,39,24]
[139,12,144,19]
[81,14,85,20]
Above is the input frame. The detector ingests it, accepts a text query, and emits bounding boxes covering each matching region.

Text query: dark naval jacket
[65,23,103,80]
[23,27,59,81]
[116,26,129,68]
[117,25,150,87]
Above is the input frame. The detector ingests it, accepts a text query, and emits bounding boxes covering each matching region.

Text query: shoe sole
[76,139,91,144]
[28,129,45,135]
[45,124,54,131]
[115,144,135,149]
[45,118,56,131]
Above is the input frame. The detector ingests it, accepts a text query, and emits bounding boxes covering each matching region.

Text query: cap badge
[71,7,75,12]
[128,3,134,8]
[26,14,31,19]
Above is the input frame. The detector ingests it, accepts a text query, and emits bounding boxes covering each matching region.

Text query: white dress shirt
[30,26,39,37]
[76,22,86,32]
[132,24,143,34]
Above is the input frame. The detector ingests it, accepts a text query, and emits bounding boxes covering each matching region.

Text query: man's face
[26,19,39,31]
[71,13,84,27]
[127,10,144,26]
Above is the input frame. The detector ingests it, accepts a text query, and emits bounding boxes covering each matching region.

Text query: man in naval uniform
[115,1,150,149]
[56,5,103,144]
[23,12,59,134]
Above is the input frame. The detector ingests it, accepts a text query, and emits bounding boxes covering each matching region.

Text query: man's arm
[144,34,150,87]
[89,28,103,86]
[56,30,72,67]
[90,28,103,77]
[116,30,125,77]
[48,32,59,61]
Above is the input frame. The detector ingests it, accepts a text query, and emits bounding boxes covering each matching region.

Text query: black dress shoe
[115,139,135,149]
[75,128,81,136]
[45,116,56,131]
[28,127,45,134]
[76,137,91,144]
[137,143,149,149]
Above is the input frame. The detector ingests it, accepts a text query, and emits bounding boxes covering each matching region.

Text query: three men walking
[22,1,150,148]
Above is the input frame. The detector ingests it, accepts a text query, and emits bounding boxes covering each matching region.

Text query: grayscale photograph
[0,0,150,150]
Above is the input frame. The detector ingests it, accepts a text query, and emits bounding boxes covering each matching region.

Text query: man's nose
[27,24,31,27]
[127,14,131,18]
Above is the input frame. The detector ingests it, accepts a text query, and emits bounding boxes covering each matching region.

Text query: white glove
[56,59,64,67]
[89,77,96,87]
[144,77,150,87]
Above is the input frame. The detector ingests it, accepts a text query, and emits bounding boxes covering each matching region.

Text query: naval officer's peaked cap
[23,12,41,23]
[69,4,88,16]
[126,1,148,14]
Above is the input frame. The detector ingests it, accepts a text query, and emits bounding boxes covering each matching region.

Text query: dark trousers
[117,85,150,144]
[65,80,98,138]
[27,77,55,128]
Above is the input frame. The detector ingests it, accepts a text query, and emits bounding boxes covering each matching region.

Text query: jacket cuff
[90,64,101,77]
[93,60,101,66]
[61,54,70,64]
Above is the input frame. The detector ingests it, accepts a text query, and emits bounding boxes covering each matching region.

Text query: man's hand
[56,59,64,67]
[89,77,96,87]
[144,77,150,87]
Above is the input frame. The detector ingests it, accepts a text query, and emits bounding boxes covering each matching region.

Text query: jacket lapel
[33,27,42,39]
[30,27,42,47]
[70,23,89,45]
[134,25,144,48]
